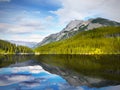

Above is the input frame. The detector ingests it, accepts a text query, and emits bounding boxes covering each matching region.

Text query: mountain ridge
[34,26,120,54]
[35,17,120,47]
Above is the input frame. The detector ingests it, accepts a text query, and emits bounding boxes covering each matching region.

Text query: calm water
[0,54,120,90]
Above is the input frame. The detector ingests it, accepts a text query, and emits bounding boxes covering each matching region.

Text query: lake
[0,54,120,90]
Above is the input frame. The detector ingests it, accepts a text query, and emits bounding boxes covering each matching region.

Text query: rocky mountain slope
[35,17,120,47]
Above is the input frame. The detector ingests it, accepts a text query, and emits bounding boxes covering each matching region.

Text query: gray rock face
[35,17,120,47]
[62,20,83,32]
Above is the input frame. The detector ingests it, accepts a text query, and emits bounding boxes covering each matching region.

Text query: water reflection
[0,54,120,90]
[0,65,72,90]
[35,54,120,83]
[0,55,34,67]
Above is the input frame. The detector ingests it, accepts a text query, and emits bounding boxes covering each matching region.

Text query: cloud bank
[51,0,120,24]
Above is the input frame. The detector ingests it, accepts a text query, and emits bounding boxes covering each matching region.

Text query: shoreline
[0,53,120,55]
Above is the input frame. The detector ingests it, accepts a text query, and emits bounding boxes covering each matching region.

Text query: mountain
[9,40,37,48]
[35,26,120,54]
[35,17,120,47]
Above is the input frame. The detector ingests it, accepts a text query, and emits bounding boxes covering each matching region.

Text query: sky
[0,0,120,42]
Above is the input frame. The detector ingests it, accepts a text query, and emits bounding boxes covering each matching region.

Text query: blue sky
[0,0,120,42]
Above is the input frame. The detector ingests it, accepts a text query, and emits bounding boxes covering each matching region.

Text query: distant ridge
[9,40,37,48]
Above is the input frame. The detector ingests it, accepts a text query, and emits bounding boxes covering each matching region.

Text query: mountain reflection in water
[0,54,120,90]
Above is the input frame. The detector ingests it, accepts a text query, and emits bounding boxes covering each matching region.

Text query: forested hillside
[0,39,33,54]
[35,26,120,54]
[35,17,120,47]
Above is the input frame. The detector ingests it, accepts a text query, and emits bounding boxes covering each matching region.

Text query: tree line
[0,39,33,54]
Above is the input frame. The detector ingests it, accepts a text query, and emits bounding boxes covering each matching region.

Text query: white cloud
[0,15,51,42]
[0,11,45,35]
[0,75,32,86]
[51,0,120,24]
[0,0,11,2]
[0,22,42,34]
[0,10,59,42]
[0,65,50,86]
[8,34,47,42]
[98,0,120,21]
[12,65,50,74]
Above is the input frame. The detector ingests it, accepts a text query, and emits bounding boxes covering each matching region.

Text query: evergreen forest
[35,26,120,54]
[0,39,33,54]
